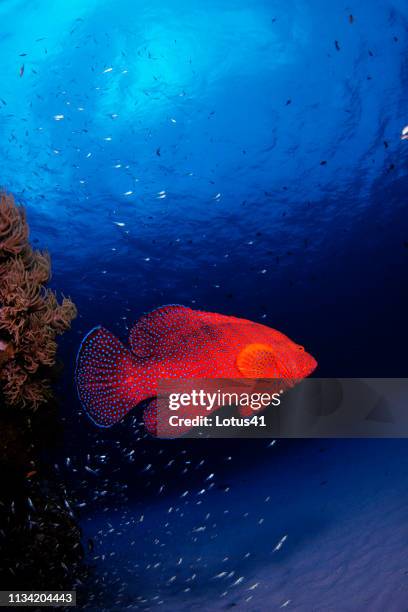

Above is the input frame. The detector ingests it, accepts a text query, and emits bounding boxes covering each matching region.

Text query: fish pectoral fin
[236,343,285,378]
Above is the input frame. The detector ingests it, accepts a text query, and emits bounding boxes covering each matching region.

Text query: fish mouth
[285,349,317,379]
[306,353,318,376]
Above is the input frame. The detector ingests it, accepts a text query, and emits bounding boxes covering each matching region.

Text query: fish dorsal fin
[236,343,289,378]
[129,305,221,358]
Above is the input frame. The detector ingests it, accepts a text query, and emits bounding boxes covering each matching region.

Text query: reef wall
[0,193,86,591]
[0,192,76,407]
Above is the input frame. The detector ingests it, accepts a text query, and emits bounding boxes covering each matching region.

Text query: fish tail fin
[75,326,142,427]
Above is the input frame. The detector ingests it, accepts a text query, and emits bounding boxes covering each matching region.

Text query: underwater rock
[0,398,88,592]
[0,192,77,409]
[0,474,88,591]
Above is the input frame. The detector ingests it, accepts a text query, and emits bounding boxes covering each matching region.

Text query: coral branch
[0,193,29,257]
[0,192,77,409]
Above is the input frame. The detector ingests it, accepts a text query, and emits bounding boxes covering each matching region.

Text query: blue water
[1,0,408,609]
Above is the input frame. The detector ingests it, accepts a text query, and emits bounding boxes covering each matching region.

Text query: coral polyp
[0,192,77,408]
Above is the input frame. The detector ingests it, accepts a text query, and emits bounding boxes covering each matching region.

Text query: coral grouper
[75,305,317,434]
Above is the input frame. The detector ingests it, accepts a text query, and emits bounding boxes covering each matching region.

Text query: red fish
[75,305,317,434]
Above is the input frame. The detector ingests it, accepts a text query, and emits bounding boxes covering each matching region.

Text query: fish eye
[298,345,305,351]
